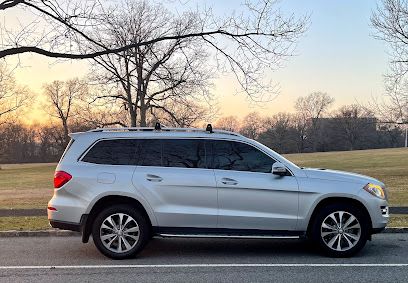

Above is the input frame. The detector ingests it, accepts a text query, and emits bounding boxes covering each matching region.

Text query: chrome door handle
[146,174,163,182]
[221,178,238,185]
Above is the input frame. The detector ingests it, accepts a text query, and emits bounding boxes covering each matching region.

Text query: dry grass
[389,215,408,227]
[0,216,50,231]
[0,163,56,209]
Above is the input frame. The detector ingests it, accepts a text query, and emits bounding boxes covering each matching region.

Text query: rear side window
[138,140,162,166]
[162,139,206,168]
[82,139,139,165]
[137,139,207,168]
[209,140,275,173]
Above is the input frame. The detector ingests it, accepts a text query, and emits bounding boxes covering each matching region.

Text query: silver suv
[48,125,389,259]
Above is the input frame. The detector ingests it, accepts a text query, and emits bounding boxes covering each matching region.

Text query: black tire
[92,204,150,259]
[310,203,370,257]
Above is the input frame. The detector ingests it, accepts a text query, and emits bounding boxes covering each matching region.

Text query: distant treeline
[0,114,405,164]
[257,117,404,154]
[0,122,92,164]
[215,112,405,155]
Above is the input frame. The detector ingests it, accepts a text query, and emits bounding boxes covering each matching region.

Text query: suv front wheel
[310,203,370,257]
[92,205,150,259]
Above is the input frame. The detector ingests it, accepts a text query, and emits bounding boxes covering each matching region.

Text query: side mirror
[272,162,288,176]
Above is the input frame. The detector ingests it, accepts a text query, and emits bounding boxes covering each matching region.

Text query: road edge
[0,227,407,237]
[0,229,80,237]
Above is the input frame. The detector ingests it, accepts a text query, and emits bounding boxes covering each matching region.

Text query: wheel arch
[82,195,155,243]
[306,196,372,237]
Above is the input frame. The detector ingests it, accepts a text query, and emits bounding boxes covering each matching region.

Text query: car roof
[69,127,246,141]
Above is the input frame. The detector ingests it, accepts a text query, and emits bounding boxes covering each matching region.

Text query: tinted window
[210,140,275,173]
[162,139,206,168]
[82,139,139,165]
[138,139,162,166]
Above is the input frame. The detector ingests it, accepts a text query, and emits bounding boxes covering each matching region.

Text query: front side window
[82,139,139,165]
[209,140,276,173]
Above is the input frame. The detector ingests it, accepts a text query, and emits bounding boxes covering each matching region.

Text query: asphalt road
[0,234,408,282]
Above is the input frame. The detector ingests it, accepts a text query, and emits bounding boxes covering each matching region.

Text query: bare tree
[371,0,408,123]
[258,112,298,153]
[333,104,376,150]
[369,77,408,123]
[239,112,266,139]
[1,0,307,119]
[0,63,30,124]
[291,112,309,153]
[147,99,216,128]
[87,0,213,127]
[77,103,129,128]
[295,92,335,123]
[43,78,86,143]
[215,115,240,132]
[371,0,408,77]
[294,91,334,150]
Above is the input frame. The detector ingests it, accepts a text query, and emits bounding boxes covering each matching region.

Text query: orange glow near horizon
[11,55,298,125]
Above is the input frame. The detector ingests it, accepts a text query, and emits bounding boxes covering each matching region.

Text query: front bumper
[358,190,389,230]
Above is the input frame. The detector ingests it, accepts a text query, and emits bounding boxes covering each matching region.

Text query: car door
[132,138,218,228]
[209,140,299,231]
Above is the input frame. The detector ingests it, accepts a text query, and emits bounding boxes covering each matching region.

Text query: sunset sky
[4,0,389,124]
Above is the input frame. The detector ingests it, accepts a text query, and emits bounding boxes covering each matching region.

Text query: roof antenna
[154,122,161,130]
[206,123,213,133]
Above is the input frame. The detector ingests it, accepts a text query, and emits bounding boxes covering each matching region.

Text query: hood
[302,168,382,186]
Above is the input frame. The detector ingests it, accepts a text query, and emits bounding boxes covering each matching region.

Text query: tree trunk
[129,107,137,127]
[140,106,147,127]
[135,47,146,127]
[62,118,69,145]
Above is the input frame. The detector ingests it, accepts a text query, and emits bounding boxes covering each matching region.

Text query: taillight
[54,171,72,188]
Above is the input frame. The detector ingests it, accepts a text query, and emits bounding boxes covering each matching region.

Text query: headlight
[363,183,386,199]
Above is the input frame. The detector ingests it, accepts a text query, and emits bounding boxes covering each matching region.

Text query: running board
[153,227,305,239]
[156,233,300,239]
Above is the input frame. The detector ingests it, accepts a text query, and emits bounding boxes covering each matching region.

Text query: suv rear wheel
[310,203,369,257]
[92,205,150,259]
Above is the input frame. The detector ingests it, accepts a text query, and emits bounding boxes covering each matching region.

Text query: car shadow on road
[139,238,322,260]
[76,234,404,262]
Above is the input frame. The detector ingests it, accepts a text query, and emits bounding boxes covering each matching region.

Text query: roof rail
[87,127,244,138]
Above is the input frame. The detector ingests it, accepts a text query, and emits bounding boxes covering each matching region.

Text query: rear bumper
[49,220,81,232]
[371,227,386,234]
[49,214,88,233]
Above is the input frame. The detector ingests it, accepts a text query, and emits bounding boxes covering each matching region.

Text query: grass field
[0,216,50,231]
[0,163,55,209]
[0,148,407,209]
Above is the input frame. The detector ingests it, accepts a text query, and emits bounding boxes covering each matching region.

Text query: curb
[382,227,408,233]
[0,228,407,237]
[0,229,80,237]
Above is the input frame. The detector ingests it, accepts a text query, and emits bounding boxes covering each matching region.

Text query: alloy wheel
[320,211,361,252]
[100,213,140,253]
